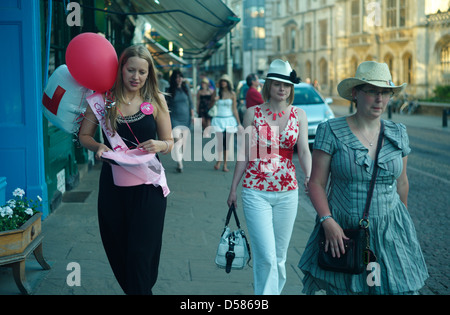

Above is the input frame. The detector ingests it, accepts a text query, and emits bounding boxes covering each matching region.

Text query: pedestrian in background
[197,77,214,132]
[157,71,169,92]
[199,71,215,91]
[78,44,173,295]
[312,79,321,92]
[298,61,428,295]
[228,59,311,295]
[167,69,194,173]
[245,73,264,108]
[210,74,240,172]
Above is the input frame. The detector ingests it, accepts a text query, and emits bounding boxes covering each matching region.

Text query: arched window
[384,53,394,82]
[305,60,312,80]
[319,58,328,85]
[402,53,413,84]
[441,43,450,84]
[350,56,358,76]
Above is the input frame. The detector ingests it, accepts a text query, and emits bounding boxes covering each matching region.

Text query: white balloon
[42,64,93,134]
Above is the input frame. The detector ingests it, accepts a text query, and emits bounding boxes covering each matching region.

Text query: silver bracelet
[319,215,333,224]
[162,140,170,154]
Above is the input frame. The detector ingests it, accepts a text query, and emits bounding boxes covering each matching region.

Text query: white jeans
[242,187,298,295]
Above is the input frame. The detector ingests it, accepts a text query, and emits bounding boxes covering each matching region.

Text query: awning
[144,35,188,68]
[106,0,240,65]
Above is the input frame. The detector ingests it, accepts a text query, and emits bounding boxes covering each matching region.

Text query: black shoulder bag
[318,121,384,274]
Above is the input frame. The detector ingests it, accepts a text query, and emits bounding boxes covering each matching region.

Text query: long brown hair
[106,45,168,132]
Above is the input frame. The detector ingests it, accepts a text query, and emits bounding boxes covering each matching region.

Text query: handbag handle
[225,204,241,229]
[360,120,384,228]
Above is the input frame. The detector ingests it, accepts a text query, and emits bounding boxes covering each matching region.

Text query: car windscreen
[293,86,324,105]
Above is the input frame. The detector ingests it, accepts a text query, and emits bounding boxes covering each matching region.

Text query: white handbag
[207,102,218,117]
[215,205,251,273]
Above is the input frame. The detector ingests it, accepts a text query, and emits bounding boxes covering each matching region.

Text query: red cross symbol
[42,85,66,115]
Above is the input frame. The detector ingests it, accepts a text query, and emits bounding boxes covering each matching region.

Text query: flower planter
[0,212,42,257]
[0,212,50,294]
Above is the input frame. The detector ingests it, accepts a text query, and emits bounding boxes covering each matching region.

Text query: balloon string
[73,89,88,124]
[117,108,142,148]
[78,111,142,151]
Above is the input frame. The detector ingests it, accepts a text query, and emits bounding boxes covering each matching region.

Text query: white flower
[7,199,16,208]
[12,188,25,198]
[25,208,34,216]
[37,195,42,202]
[1,206,13,218]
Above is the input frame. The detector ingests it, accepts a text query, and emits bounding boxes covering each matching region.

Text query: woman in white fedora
[298,61,428,295]
[228,59,311,295]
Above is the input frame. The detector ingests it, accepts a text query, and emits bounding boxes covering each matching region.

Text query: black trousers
[98,164,167,294]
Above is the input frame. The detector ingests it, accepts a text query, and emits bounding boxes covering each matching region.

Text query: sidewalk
[0,140,316,295]
[0,104,444,295]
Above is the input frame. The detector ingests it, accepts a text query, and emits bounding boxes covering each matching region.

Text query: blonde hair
[261,79,295,105]
[106,45,168,132]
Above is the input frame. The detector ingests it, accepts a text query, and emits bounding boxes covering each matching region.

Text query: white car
[292,83,335,146]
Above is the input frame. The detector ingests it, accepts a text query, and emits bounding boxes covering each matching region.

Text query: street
[2,105,447,296]
[402,125,450,295]
[331,105,450,295]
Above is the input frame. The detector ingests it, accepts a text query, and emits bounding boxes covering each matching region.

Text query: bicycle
[398,94,419,115]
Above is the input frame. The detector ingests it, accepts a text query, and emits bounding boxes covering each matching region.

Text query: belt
[256,143,293,161]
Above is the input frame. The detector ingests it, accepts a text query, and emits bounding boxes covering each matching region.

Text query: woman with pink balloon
[74,34,173,294]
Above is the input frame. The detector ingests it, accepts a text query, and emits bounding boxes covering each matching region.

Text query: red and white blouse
[243,105,299,192]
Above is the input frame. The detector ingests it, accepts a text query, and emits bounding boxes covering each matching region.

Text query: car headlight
[325,109,335,119]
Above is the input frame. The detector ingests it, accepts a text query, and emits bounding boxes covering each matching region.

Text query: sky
[425,0,449,15]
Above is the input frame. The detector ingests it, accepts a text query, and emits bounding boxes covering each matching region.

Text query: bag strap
[360,120,384,228]
[225,204,241,229]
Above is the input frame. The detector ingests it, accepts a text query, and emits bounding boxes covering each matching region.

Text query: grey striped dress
[298,117,428,295]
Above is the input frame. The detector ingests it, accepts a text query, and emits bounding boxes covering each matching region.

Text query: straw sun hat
[337,61,406,101]
[265,59,301,84]
[218,74,233,87]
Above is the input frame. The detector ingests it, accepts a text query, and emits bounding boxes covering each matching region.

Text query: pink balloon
[66,33,118,92]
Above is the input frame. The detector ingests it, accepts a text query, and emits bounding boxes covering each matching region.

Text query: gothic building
[269,0,450,98]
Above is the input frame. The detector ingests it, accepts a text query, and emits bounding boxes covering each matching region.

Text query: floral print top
[243,105,299,192]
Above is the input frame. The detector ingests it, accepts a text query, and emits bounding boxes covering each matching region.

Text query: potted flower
[0,188,42,257]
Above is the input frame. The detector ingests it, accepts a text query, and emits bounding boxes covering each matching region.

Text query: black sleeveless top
[103,111,157,150]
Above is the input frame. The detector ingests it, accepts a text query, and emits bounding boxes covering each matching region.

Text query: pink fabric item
[86,92,170,196]
[102,149,165,188]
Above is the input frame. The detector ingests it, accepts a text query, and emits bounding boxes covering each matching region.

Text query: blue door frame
[0,0,49,217]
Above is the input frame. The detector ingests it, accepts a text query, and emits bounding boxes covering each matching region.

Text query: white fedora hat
[265,59,300,84]
[337,61,406,101]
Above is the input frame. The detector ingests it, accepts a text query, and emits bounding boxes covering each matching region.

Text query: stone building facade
[269,0,450,99]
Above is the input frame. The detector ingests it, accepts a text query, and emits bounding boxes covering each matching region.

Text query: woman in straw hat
[197,77,214,131]
[298,61,428,295]
[210,74,241,172]
[228,59,311,294]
